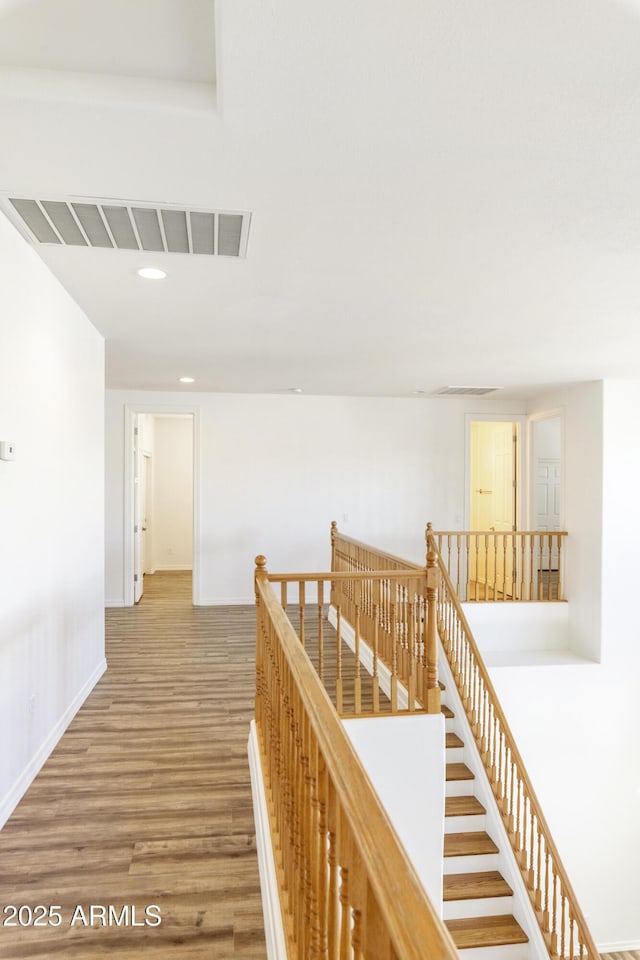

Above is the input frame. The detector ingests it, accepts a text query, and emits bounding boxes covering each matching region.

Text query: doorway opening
[466,416,523,597]
[126,407,197,607]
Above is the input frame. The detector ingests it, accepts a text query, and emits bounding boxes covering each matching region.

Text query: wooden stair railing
[254,556,459,960]
[426,524,597,960]
[331,522,598,960]
[431,530,568,602]
[266,562,441,717]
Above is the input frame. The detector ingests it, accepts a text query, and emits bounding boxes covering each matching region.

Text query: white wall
[0,214,105,827]
[483,379,638,949]
[528,382,603,661]
[151,416,193,570]
[105,390,526,605]
[343,714,445,912]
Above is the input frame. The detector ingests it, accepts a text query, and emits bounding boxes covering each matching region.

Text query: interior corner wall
[487,379,640,948]
[527,381,603,661]
[0,214,105,828]
[104,390,526,605]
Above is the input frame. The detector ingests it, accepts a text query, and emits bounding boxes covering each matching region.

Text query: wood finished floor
[0,572,266,959]
[0,571,630,959]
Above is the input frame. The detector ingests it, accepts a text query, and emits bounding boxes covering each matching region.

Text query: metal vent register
[3,197,251,258]
[431,386,502,397]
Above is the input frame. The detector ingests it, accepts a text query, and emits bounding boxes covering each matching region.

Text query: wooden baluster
[354,593,362,716]
[326,779,339,958]
[330,522,338,609]
[316,757,329,960]
[407,598,416,711]
[372,599,380,714]
[535,826,543,912]
[304,717,317,958]
[425,532,441,714]
[557,533,563,601]
[281,580,287,610]
[455,534,461,598]
[390,593,398,712]
[551,871,559,956]
[317,580,324,682]
[339,866,351,960]
[299,580,306,647]
[336,607,343,715]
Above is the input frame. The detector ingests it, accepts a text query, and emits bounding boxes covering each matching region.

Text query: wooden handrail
[431,529,568,601]
[330,520,421,572]
[427,525,598,959]
[254,557,458,960]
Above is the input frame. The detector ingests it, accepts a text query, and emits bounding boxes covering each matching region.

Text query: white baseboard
[0,658,107,829]
[197,596,255,606]
[105,599,125,607]
[597,940,640,953]
[247,720,287,959]
[154,564,193,571]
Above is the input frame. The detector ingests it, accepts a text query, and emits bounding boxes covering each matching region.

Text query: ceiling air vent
[2,196,251,258]
[431,386,503,397]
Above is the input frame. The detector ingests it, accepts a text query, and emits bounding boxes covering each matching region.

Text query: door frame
[123,403,200,606]
[464,413,526,531]
[526,408,565,532]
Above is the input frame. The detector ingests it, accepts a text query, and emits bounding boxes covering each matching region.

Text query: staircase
[441,699,531,959]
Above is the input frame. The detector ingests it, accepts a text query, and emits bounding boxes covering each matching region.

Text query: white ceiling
[2,0,640,399]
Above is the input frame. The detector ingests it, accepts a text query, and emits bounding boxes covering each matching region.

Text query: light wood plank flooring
[0,572,266,959]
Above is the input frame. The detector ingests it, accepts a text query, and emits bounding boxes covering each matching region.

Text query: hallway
[0,572,266,959]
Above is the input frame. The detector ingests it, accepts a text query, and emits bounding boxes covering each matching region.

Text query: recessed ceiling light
[289,387,303,394]
[178,376,195,383]
[137,267,166,280]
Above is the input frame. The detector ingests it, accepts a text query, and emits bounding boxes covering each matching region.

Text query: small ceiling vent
[2,196,251,258]
[431,386,503,397]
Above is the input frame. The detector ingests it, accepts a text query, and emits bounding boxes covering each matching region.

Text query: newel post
[254,555,268,719]
[425,524,441,714]
[330,520,338,607]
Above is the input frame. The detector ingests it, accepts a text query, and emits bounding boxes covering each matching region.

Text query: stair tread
[444,831,499,857]
[445,914,529,949]
[446,732,464,749]
[443,870,513,901]
[446,762,474,782]
[441,704,454,718]
[445,795,486,817]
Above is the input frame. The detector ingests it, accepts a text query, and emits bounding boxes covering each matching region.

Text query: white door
[133,417,143,603]
[535,458,561,568]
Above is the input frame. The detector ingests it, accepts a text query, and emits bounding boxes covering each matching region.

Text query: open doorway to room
[126,408,197,607]
[466,415,523,597]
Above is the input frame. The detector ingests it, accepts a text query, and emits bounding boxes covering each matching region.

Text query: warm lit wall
[0,215,105,827]
[151,416,193,570]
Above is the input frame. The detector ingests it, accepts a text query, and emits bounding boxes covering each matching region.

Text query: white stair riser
[444,853,500,874]
[443,896,514,921]
[452,942,529,960]
[446,779,476,796]
[446,746,466,762]
[445,814,486,833]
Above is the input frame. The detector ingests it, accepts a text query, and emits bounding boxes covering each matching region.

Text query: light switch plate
[0,441,16,461]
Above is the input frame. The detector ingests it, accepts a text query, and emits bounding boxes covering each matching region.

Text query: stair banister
[254,555,459,959]
[425,524,598,960]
